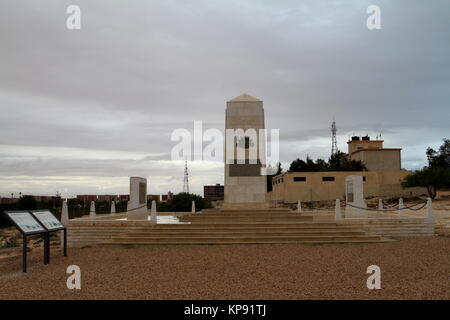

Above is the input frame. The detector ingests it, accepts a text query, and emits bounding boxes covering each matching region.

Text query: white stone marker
[89,201,96,219]
[378,199,383,213]
[127,177,148,220]
[61,199,69,225]
[345,175,367,218]
[297,200,302,213]
[61,199,69,249]
[426,198,434,223]
[150,200,157,224]
[335,199,342,221]
[191,200,196,213]
[398,198,404,215]
[111,201,116,215]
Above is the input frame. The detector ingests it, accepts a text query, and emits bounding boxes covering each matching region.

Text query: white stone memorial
[150,200,157,224]
[111,200,116,215]
[61,199,69,249]
[378,199,383,213]
[191,200,196,213]
[224,94,268,209]
[89,201,96,219]
[398,198,404,215]
[426,198,434,223]
[345,175,367,218]
[61,199,69,225]
[127,177,148,220]
[335,199,342,221]
[297,200,302,213]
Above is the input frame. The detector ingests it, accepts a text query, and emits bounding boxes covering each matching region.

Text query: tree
[402,139,450,199]
[426,138,450,168]
[157,193,212,212]
[402,166,450,199]
[17,195,37,210]
[288,153,366,172]
[276,162,283,175]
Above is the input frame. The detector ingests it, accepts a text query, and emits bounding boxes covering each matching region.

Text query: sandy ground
[0,237,448,300]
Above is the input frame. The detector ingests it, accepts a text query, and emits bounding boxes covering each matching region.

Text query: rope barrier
[346,201,427,212]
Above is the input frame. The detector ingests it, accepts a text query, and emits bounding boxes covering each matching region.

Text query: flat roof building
[204,184,224,201]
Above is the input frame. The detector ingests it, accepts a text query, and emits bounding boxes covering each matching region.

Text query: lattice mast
[331,119,338,156]
[183,160,189,193]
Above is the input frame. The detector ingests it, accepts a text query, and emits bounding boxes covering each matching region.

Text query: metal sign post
[30,210,67,264]
[5,211,48,272]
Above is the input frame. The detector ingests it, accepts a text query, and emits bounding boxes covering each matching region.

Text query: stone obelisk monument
[224,94,268,209]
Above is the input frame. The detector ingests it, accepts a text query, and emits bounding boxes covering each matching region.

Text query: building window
[293,177,306,182]
[322,176,335,182]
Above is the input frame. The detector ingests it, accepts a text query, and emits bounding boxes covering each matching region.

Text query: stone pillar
[111,201,116,215]
[127,177,148,220]
[297,200,302,213]
[61,199,69,249]
[150,200,157,224]
[398,198,404,215]
[335,199,342,221]
[378,199,383,213]
[191,200,196,213]
[426,198,434,223]
[224,94,268,209]
[345,175,366,218]
[89,201,96,219]
[61,199,69,225]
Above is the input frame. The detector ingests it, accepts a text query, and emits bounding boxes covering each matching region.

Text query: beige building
[268,170,426,203]
[347,136,401,171]
[268,136,424,203]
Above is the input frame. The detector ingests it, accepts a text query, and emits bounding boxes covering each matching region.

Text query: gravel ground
[0,237,448,300]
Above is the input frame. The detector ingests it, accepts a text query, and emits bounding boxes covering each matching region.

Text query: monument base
[127,209,149,220]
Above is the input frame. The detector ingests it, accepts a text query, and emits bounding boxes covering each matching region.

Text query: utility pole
[183,160,189,193]
[331,119,338,156]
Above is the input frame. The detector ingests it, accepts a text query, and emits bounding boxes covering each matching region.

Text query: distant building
[0,197,19,204]
[269,136,426,202]
[76,195,98,202]
[23,195,61,203]
[346,136,401,171]
[147,194,160,202]
[161,191,174,202]
[204,184,224,201]
[118,194,130,202]
[97,195,118,202]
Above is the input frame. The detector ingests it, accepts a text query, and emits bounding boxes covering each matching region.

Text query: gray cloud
[0,0,449,197]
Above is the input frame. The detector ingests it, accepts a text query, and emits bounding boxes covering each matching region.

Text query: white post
[191,200,196,214]
[61,199,69,249]
[61,199,69,225]
[398,198,404,215]
[89,201,96,219]
[111,201,116,215]
[426,197,434,223]
[150,200,157,224]
[297,200,302,213]
[378,199,383,213]
[335,199,342,221]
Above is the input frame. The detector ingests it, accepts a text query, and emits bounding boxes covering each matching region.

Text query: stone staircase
[67,209,393,246]
[340,218,435,237]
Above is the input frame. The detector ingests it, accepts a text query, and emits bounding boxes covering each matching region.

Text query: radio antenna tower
[331,119,338,156]
[183,159,189,193]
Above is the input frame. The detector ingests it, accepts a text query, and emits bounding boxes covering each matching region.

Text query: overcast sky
[0,0,449,198]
